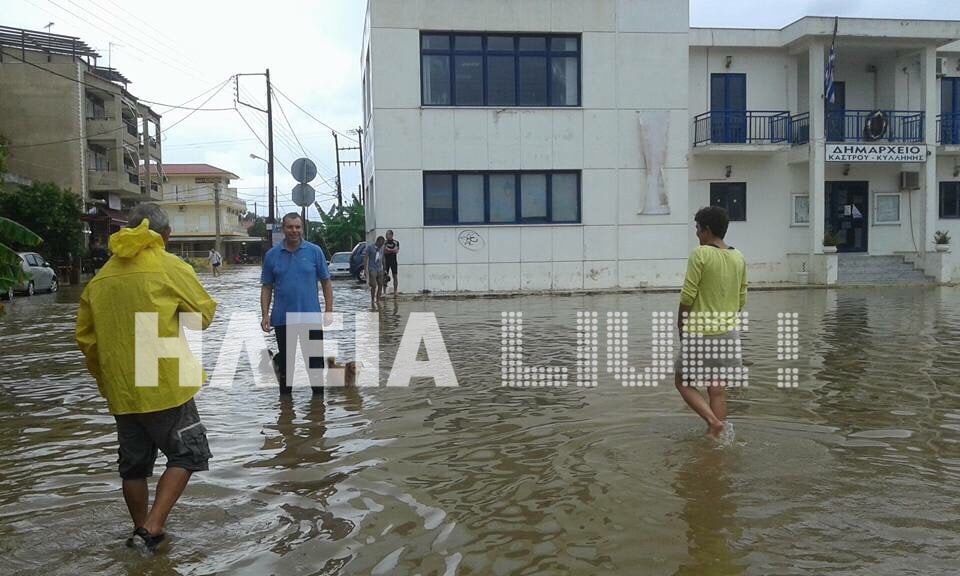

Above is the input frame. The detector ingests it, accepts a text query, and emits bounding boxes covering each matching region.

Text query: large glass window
[489,174,517,223]
[457,175,485,223]
[940,182,960,219]
[424,172,581,225]
[424,174,455,224]
[421,33,580,107]
[710,182,747,221]
[422,54,451,105]
[520,174,548,221]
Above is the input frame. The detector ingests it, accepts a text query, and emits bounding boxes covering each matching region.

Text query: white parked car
[14,252,59,295]
[328,251,353,278]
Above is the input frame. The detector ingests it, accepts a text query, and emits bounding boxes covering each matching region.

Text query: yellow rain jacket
[76,220,217,415]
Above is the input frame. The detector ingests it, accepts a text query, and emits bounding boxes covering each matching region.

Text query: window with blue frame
[421,33,580,107]
[423,171,581,225]
[710,182,747,221]
[940,182,960,218]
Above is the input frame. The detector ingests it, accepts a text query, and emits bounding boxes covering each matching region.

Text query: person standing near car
[383,230,399,297]
[364,236,385,308]
[75,203,217,552]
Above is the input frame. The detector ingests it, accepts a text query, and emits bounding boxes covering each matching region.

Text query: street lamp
[250,153,267,163]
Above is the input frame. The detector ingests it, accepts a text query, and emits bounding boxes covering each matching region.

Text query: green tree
[0,216,42,294]
[0,182,83,264]
[0,134,8,174]
[247,216,266,238]
[310,196,365,254]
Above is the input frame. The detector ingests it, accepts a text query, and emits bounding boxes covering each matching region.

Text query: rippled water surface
[2,267,959,575]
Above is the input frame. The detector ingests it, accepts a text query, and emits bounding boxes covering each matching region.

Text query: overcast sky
[5,0,960,218]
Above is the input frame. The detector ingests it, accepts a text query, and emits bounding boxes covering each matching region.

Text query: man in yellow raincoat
[76,203,217,552]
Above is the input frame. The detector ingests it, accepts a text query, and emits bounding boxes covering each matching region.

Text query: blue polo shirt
[261,240,330,326]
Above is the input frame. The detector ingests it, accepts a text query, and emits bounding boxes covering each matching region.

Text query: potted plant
[934,230,951,252]
[822,230,840,254]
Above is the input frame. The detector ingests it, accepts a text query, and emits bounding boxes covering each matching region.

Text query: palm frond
[0,217,42,248]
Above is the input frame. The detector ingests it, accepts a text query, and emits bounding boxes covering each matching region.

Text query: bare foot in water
[708,420,726,437]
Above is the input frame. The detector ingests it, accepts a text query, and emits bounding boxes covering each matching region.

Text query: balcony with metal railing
[693,110,793,147]
[825,110,924,143]
[938,113,960,146]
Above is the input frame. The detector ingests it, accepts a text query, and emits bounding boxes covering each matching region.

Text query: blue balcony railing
[825,110,924,143]
[938,113,960,145]
[790,113,810,145]
[693,110,792,145]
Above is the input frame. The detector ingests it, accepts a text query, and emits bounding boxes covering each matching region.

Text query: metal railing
[938,113,960,145]
[693,110,792,145]
[825,110,924,143]
[790,113,810,145]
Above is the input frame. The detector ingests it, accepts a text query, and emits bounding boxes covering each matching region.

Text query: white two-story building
[361,0,960,292]
[154,164,256,261]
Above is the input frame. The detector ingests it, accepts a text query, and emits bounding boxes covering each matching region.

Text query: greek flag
[824,17,839,103]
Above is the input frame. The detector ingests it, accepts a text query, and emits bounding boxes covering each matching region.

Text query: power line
[271,83,358,143]
[272,91,308,156]
[0,46,233,130]
[162,77,234,133]
[96,0,196,65]
[271,92,339,190]
[47,0,202,81]
[137,99,234,112]
[5,124,126,149]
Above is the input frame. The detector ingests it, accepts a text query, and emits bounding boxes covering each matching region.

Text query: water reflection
[672,441,744,576]
[2,271,960,574]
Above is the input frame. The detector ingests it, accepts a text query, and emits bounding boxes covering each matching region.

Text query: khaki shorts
[367,269,383,289]
[675,330,745,386]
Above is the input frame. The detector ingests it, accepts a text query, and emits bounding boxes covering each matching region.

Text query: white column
[809,42,826,255]
[922,45,938,253]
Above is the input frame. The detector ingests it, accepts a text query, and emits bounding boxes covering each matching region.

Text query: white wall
[366,0,690,292]
[689,47,796,117]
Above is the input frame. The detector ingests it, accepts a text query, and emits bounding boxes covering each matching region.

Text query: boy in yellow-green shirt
[675,206,747,437]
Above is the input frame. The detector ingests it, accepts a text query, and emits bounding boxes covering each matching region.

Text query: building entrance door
[826,181,868,253]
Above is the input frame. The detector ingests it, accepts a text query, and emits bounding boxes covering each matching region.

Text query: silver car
[15,252,58,295]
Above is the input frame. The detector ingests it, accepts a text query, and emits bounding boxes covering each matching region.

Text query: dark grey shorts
[114,398,212,479]
[675,330,746,386]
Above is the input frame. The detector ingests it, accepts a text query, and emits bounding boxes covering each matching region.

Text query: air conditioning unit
[937,57,945,78]
[899,171,920,191]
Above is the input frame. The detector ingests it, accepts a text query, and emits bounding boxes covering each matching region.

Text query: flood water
[1,266,959,575]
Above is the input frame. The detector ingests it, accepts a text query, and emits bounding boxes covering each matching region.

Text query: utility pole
[236,69,275,249]
[357,126,365,204]
[332,131,343,209]
[265,68,275,237]
[333,130,363,208]
[214,182,222,253]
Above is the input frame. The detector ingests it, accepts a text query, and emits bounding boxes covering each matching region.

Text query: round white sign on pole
[291,157,317,184]
[292,183,316,207]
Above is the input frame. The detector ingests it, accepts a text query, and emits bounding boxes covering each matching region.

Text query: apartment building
[361,0,960,292]
[155,163,255,261]
[0,25,162,245]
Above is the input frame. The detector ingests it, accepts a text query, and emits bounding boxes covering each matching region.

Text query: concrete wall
[160,176,247,236]
[366,0,691,292]
[0,52,84,195]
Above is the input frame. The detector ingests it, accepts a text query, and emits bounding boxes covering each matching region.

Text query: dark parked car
[350,241,367,282]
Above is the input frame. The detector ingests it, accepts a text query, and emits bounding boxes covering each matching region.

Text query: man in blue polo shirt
[260,212,334,395]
